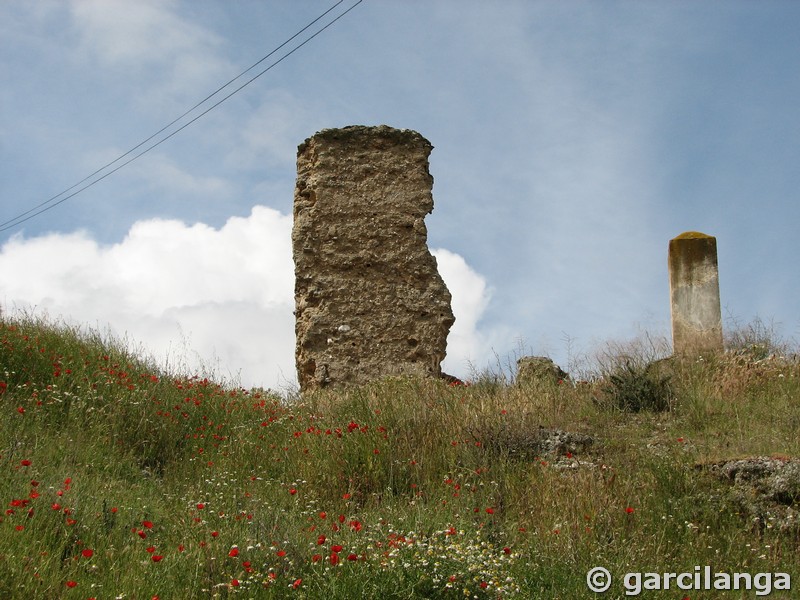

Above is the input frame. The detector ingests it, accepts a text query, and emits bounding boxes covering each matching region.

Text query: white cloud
[433,248,497,377]
[0,208,490,389]
[0,206,295,390]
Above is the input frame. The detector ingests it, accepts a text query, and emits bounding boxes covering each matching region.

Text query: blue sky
[1,1,799,390]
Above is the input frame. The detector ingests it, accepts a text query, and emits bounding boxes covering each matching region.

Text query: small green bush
[599,360,673,412]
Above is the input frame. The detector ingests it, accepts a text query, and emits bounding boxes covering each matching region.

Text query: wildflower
[318,511,327,519]
[316,535,326,545]
[276,550,287,558]
[289,488,297,496]
[347,553,358,561]
[20,459,31,467]
[152,555,163,562]
[331,545,343,553]
[231,579,239,587]
[312,553,322,563]
[17,407,25,415]
[142,520,154,529]
[66,580,77,588]
[292,578,302,589]
[146,546,156,553]
[196,503,205,510]
[82,549,94,558]
[330,553,339,565]
[625,507,635,514]
[228,547,239,558]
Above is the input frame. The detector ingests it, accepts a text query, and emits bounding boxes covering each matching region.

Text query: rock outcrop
[293,125,454,392]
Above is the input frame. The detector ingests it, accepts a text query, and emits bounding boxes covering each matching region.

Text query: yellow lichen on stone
[674,231,712,240]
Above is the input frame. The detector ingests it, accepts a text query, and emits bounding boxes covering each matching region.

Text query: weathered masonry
[668,231,723,356]
[292,125,455,392]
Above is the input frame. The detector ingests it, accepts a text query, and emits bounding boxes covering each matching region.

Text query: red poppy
[292,579,302,589]
[81,549,94,558]
[329,553,339,565]
[142,520,154,529]
[317,535,326,545]
[66,580,77,588]
[625,507,635,514]
[228,548,239,557]
[151,555,163,562]
[20,459,31,467]
[276,550,287,558]
[347,553,358,561]
[231,579,239,587]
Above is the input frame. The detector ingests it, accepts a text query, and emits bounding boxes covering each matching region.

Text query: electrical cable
[0,0,363,233]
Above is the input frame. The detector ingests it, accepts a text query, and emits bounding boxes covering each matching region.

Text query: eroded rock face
[516,356,568,386]
[699,456,800,533]
[293,125,454,391]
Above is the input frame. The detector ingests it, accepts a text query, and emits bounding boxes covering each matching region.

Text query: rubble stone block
[293,125,454,391]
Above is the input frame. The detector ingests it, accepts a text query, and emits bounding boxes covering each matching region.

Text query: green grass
[1,314,798,598]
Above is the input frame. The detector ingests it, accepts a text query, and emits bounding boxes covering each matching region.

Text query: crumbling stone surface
[516,356,568,386]
[699,456,800,533]
[293,125,454,392]
[474,422,594,463]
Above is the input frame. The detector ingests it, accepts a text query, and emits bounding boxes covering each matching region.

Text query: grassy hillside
[1,314,798,599]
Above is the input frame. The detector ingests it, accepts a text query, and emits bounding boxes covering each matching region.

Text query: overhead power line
[0,0,363,233]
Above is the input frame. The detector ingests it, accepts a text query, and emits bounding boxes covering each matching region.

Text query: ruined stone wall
[292,125,454,391]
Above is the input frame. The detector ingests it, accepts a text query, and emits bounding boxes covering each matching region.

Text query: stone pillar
[292,125,455,392]
[668,231,723,355]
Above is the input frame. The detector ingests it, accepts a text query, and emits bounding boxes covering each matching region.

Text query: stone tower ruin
[292,125,455,392]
